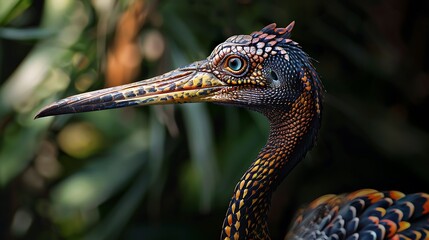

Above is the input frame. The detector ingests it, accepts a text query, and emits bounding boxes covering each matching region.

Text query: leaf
[181,104,218,212]
[51,129,149,212]
[0,0,31,25]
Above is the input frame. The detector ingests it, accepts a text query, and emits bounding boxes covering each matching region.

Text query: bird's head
[36,22,323,119]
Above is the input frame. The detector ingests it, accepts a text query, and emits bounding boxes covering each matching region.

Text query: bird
[36,22,429,240]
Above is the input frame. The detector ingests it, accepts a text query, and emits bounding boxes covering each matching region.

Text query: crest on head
[250,22,297,46]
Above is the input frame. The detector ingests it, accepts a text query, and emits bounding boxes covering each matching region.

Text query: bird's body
[288,189,429,240]
[36,22,429,240]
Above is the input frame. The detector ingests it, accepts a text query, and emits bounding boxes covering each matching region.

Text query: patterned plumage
[214,22,324,240]
[287,189,429,240]
[35,22,429,240]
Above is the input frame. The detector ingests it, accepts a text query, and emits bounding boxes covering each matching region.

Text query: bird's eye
[228,58,242,71]
[224,55,247,75]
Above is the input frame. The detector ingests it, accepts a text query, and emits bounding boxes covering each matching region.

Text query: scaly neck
[220,90,321,240]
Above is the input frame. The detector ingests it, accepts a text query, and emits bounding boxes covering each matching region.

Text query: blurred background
[1,0,428,239]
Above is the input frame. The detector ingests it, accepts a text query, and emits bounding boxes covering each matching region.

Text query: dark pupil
[228,58,242,71]
[270,70,279,81]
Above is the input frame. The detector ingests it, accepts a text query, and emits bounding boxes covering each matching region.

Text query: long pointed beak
[35,61,227,118]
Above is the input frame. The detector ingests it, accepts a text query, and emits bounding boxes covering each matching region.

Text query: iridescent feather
[287,189,429,240]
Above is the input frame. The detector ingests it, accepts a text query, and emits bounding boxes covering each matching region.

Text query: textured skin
[35,23,429,240]
[286,189,429,240]
[216,22,323,240]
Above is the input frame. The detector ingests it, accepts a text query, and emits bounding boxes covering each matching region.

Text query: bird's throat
[220,90,321,240]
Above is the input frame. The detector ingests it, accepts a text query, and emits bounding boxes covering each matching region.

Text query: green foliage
[0,0,31,25]
[1,0,428,239]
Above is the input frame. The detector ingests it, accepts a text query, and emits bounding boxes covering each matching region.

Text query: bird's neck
[221,90,321,240]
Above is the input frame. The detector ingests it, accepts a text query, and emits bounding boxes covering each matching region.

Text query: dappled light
[57,122,104,159]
